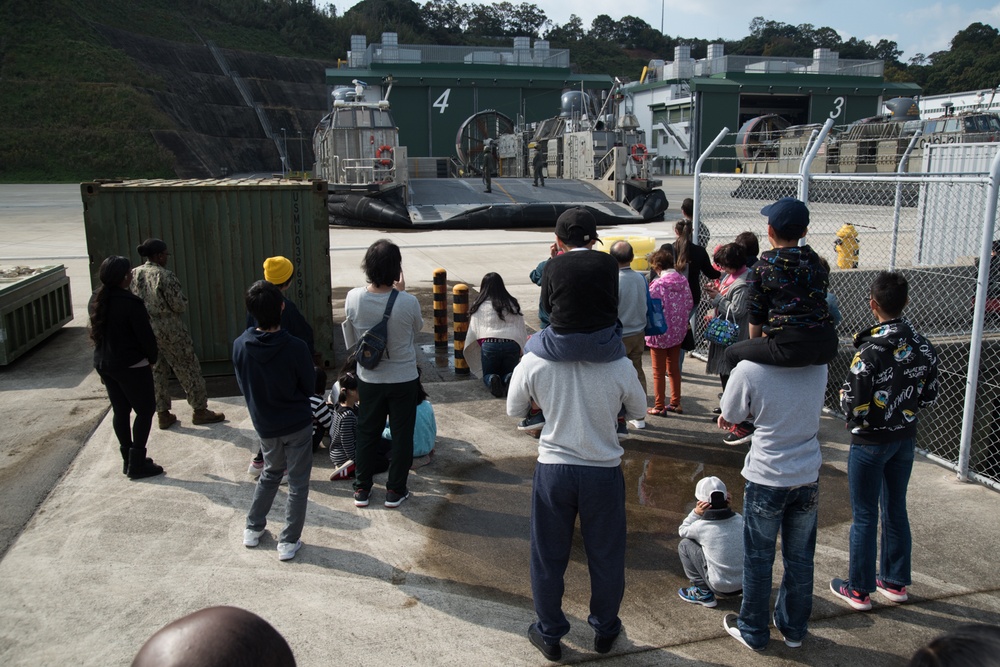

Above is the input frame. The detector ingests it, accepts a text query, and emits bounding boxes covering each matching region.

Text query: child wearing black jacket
[830,271,938,612]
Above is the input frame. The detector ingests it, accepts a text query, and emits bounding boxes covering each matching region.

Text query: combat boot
[192,408,225,425]
[127,448,164,480]
[157,411,178,430]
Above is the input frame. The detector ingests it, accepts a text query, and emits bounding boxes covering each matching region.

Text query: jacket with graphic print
[840,318,939,445]
[747,245,833,339]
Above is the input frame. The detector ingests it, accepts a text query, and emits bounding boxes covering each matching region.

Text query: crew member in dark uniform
[532,143,546,187]
[483,142,496,194]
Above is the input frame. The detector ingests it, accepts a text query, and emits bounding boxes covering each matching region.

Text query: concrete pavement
[1,182,999,666]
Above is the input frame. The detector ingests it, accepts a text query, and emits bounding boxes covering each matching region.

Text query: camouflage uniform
[131,261,208,413]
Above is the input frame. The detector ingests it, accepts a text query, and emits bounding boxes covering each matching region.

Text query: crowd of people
[493,199,942,657]
[88,198,973,660]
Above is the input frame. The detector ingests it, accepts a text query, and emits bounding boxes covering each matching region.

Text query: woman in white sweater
[465,273,528,397]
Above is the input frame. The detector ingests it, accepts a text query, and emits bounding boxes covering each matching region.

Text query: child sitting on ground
[677,476,744,608]
[382,375,437,469]
[311,368,333,452]
[329,371,359,480]
[721,197,837,445]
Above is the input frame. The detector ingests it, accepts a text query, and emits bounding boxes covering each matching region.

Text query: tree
[951,22,999,51]
[508,2,546,37]
[544,14,584,42]
[466,3,504,35]
[617,15,652,49]
[873,39,902,65]
[922,23,1000,95]
[589,14,618,43]
[422,0,467,34]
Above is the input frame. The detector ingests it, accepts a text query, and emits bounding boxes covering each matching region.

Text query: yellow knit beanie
[263,256,293,285]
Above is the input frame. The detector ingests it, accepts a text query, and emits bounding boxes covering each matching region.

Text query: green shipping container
[80,179,333,375]
[0,265,73,365]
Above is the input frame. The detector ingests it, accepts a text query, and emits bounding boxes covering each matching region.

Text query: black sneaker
[353,487,370,507]
[594,628,621,654]
[528,623,561,661]
[488,374,504,398]
[723,421,755,446]
[385,489,410,508]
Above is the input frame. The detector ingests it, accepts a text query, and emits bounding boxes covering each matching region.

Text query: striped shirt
[329,404,358,466]
[311,394,333,442]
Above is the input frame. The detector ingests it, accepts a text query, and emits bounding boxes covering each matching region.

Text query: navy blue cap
[760,197,809,238]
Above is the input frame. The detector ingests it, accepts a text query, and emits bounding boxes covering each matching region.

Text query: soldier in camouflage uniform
[132,238,225,429]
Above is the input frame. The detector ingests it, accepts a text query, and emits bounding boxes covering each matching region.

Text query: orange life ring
[631,143,648,162]
[376,145,394,166]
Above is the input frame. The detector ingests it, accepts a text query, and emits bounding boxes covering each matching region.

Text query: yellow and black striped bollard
[453,284,469,375]
[433,268,448,349]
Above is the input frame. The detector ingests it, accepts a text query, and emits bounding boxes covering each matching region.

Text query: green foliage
[922,23,1000,95]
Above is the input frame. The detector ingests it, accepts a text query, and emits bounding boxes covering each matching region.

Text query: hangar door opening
[738,94,810,127]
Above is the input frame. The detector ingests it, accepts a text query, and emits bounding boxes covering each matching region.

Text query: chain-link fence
[694,168,1000,490]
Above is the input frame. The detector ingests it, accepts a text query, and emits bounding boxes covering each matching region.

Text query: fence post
[693,127,730,245]
[453,284,470,376]
[797,117,835,205]
[433,268,448,348]
[889,131,923,270]
[958,148,1000,482]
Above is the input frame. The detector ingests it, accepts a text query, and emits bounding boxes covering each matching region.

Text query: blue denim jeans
[530,463,626,643]
[847,437,915,592]
[480,339,521,389]
[247,424,313,545]
[738,480,819,649]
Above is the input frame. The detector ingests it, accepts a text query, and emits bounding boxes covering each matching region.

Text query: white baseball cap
[695,476,728,503]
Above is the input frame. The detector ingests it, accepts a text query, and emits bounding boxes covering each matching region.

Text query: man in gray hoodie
[717,359,827,651]
[508,335,646,660]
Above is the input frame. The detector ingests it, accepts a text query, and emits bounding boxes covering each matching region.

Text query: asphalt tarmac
[1,181,999,666]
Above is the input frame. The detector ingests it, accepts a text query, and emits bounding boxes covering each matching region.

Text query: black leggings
[97,365,156,451]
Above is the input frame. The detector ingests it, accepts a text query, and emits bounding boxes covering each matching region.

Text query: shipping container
[81,178,333,375]
[0,265,73,365]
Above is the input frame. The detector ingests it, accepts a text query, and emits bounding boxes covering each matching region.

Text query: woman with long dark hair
[89,255,163,479]
[466,272,527,398]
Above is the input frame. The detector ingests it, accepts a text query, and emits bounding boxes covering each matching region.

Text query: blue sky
[337,0,1000,62]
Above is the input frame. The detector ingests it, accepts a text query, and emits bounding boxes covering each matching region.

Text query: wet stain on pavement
[415,441,851,612]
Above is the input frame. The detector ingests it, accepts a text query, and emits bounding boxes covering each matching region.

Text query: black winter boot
[119,446,130,475]
[127,448,164,480]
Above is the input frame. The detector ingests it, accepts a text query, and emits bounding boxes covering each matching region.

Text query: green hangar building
[326,33,613,160]
[621,45,921,173]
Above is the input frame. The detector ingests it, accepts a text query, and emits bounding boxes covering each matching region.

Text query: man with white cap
[677,476,744,608]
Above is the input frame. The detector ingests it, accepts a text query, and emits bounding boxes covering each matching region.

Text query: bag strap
[381,289,398,321]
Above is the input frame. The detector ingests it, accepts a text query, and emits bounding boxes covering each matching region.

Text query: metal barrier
[694,145,1000,490]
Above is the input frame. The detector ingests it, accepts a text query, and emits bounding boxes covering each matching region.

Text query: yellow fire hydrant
[834,223,859,269]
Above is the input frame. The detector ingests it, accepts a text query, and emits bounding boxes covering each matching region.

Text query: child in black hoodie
[233,280,316,562]
[830,271,938,612]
